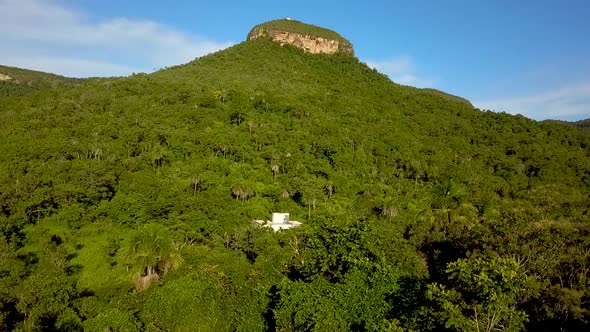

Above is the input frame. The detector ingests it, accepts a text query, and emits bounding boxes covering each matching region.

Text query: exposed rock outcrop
[0,73,12,81]
[247,19,354,56]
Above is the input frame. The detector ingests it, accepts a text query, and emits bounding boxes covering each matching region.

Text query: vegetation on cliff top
[0,37,589,331]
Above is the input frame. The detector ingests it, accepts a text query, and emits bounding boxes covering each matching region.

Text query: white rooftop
[253,213,302,231]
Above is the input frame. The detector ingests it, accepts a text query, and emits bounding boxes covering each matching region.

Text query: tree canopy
[0,39,588,331]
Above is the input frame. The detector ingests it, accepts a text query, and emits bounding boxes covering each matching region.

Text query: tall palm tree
[381,206,399,220]
[191,175,203,195]
[281,189,290,198]
[379,196,398,220]
[303,196,317,218]
[152,144,165,167]
[430,179,466,224]
[121,223,183,291]
[323,183,335,204]
[271,164,280,181]
[231,184,255,202]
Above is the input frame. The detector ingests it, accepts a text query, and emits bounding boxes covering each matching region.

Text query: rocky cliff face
[248,28,352,55]
[247,20,354,55]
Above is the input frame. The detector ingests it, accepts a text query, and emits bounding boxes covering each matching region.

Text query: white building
[253,213,302,231]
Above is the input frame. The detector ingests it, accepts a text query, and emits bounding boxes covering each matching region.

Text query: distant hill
[542,117,590,132]
[0,20,588,332]
[574,118,590,131]
[0,65,84,96]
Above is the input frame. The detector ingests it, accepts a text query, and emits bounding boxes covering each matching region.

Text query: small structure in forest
[253,213,302,231]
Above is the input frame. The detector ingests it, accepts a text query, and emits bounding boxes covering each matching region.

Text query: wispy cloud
[0,0,233,77]
[365,56,436,88]
[474,83,590,121]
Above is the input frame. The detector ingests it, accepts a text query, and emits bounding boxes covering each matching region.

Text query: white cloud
[365,56,435,88]
[474,83,590,121]
[0,0,233,77]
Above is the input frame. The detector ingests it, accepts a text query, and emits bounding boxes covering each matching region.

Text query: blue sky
[1,0,589,121]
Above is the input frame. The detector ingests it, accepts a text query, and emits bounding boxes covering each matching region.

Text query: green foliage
[427,257,530,331]
[271,217,424,330]
[294,219,388,282]
[141,274,229,331]
[0,35,588,331]
[275,270,396,331]
[83,308,142,332]
[121,223,183,291]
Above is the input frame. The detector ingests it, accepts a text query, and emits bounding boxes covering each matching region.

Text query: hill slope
[0,38,589,331]
[0,64,84,96]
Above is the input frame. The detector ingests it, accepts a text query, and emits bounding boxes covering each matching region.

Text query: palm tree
[121,223,183,292]
[231,184,255,202]
[281,189,290,198]
[381,206,398,220]
[191,175,203,195]
[379,196,398,220]
[430,179,466,224]
[303,196,317,218]
[323,184,335,203]
[271,164,280,181]
[152,144,165,167]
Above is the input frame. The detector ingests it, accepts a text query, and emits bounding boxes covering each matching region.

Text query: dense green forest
[0,36,589,331]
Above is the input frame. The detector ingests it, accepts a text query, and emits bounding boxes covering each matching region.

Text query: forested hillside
[0,65,85,97]
[0,38,589,331]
